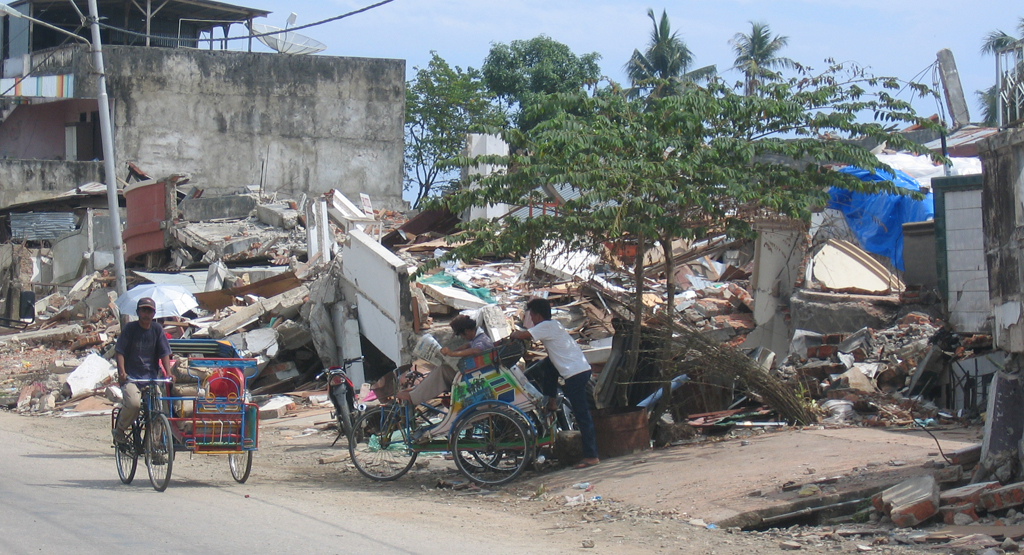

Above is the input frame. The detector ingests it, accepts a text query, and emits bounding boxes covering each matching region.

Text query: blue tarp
[827,166,933,271]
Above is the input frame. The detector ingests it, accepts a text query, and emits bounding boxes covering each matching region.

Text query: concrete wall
[0,99,99,160]
[933,175,990,334]
[1,45,405,209]
[95,47,405,208]
[978,130,1024,351]
[0,160,104,208]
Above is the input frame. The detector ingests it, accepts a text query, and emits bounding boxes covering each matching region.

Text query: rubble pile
[772,312,994,427]
[0,180,413,417]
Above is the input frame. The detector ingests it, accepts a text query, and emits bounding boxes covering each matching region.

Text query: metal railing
[997,43,1024,127]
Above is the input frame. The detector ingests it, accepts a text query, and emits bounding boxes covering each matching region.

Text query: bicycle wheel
[349,406,417,481]
[452,407,534,487]
[229,451,252,483]
[113,409,138,484]
[146,413,175,492]
[557,397,577,431]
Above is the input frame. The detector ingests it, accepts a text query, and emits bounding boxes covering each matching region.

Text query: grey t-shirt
[115,321,171,380]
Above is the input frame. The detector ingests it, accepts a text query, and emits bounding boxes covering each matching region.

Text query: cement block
[939,503,979,525]
[940,481,1000,507]
[276,320,313,350]
[934,464,964,484]
[981,482,1024,511]
[256,203,299,229]
[790,292,897,335]
[878,475,940,528]
[180,195,256,222]
[694,298,733,318]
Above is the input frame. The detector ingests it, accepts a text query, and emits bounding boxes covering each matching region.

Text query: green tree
[624,8,715,98]
[431,62,940,391]
[977,84,999,127]
[405,52,505,208]
[978,18,1024,126]
[731,21,794,95]
[481,35,601,130]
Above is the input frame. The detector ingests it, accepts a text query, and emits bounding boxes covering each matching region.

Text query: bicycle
[111,377,175,492]
[349,342,565,487]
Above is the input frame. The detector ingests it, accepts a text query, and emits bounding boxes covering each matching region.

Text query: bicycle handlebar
[126,377,173,384]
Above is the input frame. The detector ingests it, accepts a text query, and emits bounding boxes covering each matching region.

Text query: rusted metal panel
[591,407,650,459]
[122,177,177,261]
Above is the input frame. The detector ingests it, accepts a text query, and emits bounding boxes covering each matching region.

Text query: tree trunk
[662,235,677,338]
[648,234,677,429]
[623,234,646,406]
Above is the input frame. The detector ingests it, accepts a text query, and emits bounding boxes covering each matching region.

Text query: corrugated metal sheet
[10,212,76,241]
[133,270,208,294]
[923,126,997,149]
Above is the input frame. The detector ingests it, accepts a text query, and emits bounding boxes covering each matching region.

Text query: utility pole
[86,0,127,295]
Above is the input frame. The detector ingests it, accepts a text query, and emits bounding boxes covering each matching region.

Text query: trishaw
[349,342,566,486]
[112,339,259,491]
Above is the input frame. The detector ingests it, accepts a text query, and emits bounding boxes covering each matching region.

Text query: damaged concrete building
[0,0,405,209]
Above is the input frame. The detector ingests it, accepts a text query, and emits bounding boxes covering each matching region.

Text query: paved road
[0,414,573,555]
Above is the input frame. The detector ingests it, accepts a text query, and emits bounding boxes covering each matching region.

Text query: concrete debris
[872,475,939,528]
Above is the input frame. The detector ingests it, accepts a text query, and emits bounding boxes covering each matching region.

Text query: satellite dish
[250,18,326,55]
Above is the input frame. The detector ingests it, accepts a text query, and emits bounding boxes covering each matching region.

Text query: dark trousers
[537,358,598,460]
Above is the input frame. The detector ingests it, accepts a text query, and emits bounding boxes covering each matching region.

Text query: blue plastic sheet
[827,166,933,271]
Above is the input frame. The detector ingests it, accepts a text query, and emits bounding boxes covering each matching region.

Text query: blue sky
[246,0,1014,123]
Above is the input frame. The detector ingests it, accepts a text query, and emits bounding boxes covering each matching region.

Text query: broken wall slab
[306,197,333,264]
[0,324,83,345]
[978,370,1024,484]
[180,195,256,222]
[326,189,375,232]
[421,282,488,310]
[341,228,413,367]
[811,239,902,294]
[789,290,900,336]
[207,286,309,339]
[745,221,805,357]
[306,259,342,367]
[256,203,299,229]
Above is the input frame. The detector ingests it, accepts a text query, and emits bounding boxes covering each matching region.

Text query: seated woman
[396,315,494,406]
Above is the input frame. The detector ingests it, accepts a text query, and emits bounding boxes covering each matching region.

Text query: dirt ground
[0,401,990,554]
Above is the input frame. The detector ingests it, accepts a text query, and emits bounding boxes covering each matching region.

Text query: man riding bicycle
[112,297,172,444]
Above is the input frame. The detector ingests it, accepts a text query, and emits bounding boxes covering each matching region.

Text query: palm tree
[977,84,999,127]
[730,21,794,95]
[624,9,715,98]
[979,18,1024,126]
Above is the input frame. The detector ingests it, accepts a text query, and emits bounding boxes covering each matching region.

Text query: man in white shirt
[508,298,599,468]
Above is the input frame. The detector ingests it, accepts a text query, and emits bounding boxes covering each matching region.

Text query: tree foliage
[428,63,942,374]
[437,62,939,263]
[624,9,715,98]
[481,35,601,130]
[731,21,795,96]
[405,52,505,208]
